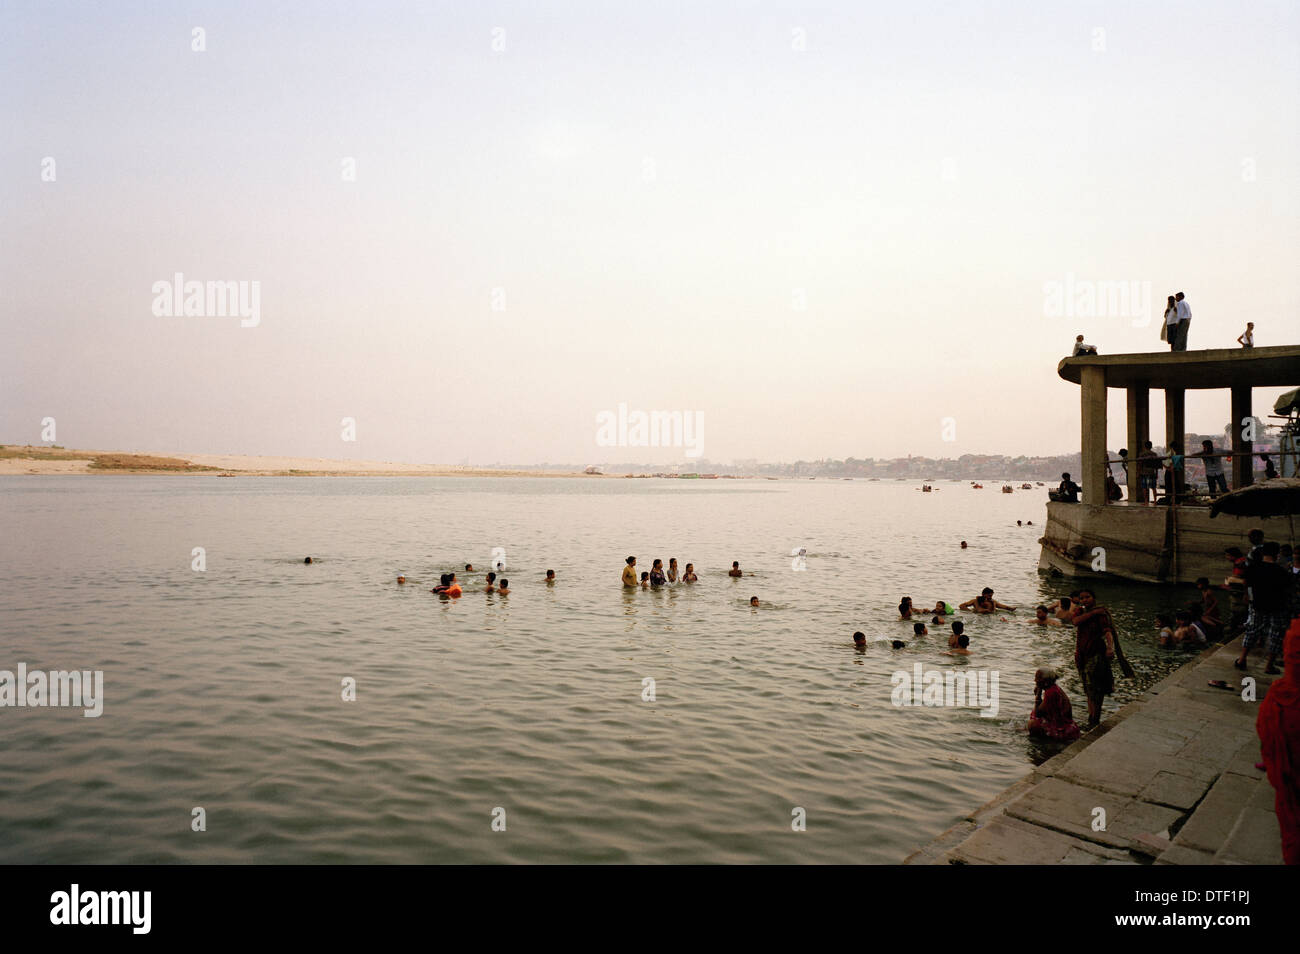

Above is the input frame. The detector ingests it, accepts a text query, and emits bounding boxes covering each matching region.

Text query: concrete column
[1081,365,1107,505]
[1164,388,1185,452]
[1165,388,1185,496]
[1231,386,1253,489]
[1126,386,1149,499]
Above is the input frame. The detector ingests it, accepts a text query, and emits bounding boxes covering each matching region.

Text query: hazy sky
[3,1,1298,465]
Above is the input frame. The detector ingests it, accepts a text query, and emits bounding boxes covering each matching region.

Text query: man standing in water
[1070,588,1116,729]
[621,556,638,587]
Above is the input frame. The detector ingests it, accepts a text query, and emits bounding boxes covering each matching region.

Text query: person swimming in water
[667,558,679,583]
[545,569,555,584]
[682,563,698,582]
[396,575,407,584]
[496,578,509,595]
[1047,595,1075,623]
[750,596,760,606]
[465,564,474,572]
[853,631,867,648]
[960,541,968,549]
[729,561,743,577]
[650,559,667,587]
[913,622,927,637]
[945,634,972,656]
[622,556,638,587]
[304,556,314,564]
[444,573,463,597]
[948,619,965,648]
[432,573,450,594]
[898,597,915,619]
[891,639,907,649]
[1033,605,1062,627]
[484,571,497,593]
[960,587,1016,614]
[639,572,650,589]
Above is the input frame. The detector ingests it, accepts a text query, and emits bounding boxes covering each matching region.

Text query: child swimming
[945,634,971,656]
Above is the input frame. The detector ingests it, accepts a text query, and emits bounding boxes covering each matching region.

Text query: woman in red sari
[1028,667,1081,742]
[1257,619,1300,864]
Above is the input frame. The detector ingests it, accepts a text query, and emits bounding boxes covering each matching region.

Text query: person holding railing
[1137,441,1160,505]
[1199,439,1229,495]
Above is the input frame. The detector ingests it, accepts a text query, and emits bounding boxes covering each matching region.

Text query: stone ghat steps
[905,638,1286,865]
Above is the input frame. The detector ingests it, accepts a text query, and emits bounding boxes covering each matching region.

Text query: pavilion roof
[1058,345,1300,390]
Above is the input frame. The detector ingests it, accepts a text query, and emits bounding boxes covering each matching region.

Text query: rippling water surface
[0,476,1192,863]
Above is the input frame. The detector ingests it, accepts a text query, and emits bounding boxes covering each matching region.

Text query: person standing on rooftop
[1172,291,1192,351]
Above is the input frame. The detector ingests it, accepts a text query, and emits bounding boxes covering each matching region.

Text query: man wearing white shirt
[1173,291,1192,351]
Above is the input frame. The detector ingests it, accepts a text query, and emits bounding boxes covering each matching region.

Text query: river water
[0,476,1196,863]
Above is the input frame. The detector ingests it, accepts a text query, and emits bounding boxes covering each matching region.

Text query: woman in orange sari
[1257,618,1300,864]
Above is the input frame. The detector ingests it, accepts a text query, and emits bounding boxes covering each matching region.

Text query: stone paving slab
[1002,777,1182,852]
[906,638,1287,865]
[1218,807,1286,865]
[1173,773,1261,854]
[939,814,1134,865]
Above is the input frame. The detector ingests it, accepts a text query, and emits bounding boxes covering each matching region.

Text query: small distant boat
[1020,483,1032,490]
[971,483,984,489]
[1001,485,1013,494]
[921,484,933,492]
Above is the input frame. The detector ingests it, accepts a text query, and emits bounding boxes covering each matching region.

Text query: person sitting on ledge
[1071,334,1098,356]
[1056,472,1080,503]
[1028,668,1081,742]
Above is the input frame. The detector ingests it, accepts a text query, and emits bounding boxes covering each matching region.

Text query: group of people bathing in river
[896,587,1117,733]
[620,555,707,588]
[393,564,559,596]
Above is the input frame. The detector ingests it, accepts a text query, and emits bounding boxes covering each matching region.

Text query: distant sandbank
[0,445,608,478]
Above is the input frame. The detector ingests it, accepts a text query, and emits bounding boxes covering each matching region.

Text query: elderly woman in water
[1028,668,1080,742]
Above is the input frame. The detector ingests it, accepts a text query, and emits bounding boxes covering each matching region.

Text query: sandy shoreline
[0,446,607,478]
